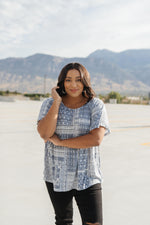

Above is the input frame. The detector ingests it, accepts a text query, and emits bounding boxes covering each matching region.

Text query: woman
[37,62,110,225]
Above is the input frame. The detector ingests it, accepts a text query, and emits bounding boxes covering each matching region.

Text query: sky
[0,0,150,59]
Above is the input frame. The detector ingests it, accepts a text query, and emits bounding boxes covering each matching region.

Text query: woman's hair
[57,62,96,100]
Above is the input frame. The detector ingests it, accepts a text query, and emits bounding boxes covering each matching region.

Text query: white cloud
[0,0,150,59]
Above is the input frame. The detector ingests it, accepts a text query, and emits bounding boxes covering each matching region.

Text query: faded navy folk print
[37,97,110,192]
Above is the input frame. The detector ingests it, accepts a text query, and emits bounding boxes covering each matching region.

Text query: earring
[62,90,66,94]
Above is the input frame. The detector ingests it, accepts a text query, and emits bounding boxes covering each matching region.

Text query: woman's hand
[49,134,62,146]
[51,86,62,103]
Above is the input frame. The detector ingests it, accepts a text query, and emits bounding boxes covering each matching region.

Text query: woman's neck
[62,95,87,109]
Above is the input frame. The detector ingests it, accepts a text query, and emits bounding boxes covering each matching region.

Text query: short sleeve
[37,97,53,123]
[90,98,110,136]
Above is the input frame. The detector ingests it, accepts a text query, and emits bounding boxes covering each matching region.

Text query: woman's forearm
[49,127,105,149]
[37,100,61,140]
[61,133,100,148]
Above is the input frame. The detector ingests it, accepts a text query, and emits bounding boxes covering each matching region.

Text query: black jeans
[45,181,103,225]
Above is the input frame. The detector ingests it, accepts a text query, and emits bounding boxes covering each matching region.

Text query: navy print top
[37,97,110,192]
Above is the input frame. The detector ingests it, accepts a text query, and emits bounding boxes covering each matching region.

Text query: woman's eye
[65,79,81,82]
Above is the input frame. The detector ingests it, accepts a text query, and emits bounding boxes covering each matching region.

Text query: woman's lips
[70,89,78,92]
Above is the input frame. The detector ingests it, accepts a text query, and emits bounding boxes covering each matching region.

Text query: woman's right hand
[51,86,62,103]
[38,86,62,140]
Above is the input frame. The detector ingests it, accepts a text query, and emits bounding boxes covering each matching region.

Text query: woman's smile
[70,89,79,92]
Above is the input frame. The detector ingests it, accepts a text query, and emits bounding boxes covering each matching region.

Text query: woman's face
[64,69,84,98]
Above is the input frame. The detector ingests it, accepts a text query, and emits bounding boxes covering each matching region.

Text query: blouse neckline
[61,98,94,110]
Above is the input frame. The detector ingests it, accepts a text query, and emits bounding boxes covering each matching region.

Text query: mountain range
[0,49,150,95]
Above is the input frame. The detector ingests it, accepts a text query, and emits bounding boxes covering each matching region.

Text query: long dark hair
[57,62,96,101]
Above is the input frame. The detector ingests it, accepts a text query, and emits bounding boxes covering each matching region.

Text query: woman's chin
[66,92,82,98]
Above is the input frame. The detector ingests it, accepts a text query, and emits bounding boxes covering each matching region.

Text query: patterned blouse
[37,97,110,192]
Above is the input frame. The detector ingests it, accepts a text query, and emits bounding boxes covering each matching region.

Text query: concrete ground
[0,100,150,225]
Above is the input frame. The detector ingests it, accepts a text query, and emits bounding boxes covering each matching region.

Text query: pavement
[0,100,150,225]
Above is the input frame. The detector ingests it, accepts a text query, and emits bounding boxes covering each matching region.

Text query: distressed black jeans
[45,182,103,225]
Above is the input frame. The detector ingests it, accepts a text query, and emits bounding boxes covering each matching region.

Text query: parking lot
[0,100,150,225]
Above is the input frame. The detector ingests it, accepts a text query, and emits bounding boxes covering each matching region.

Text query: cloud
[0,0,150,58]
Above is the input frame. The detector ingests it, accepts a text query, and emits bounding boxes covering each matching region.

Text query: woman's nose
[71,81,77,87]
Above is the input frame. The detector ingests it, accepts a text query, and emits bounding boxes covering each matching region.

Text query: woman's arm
[49,126,105,149]
[37,87,62,141]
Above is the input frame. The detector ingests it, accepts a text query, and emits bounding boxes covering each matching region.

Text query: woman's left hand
[49,134,62,146]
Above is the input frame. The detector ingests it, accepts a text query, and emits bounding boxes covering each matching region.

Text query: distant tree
[23,92,50,100]
[6,90,10,95]
[13,91,19,95]
[106,91,122,103]
[98,94,104,99]
[0,91,4,96]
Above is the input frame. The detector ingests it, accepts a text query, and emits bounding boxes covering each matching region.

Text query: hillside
[0,49,150,95]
